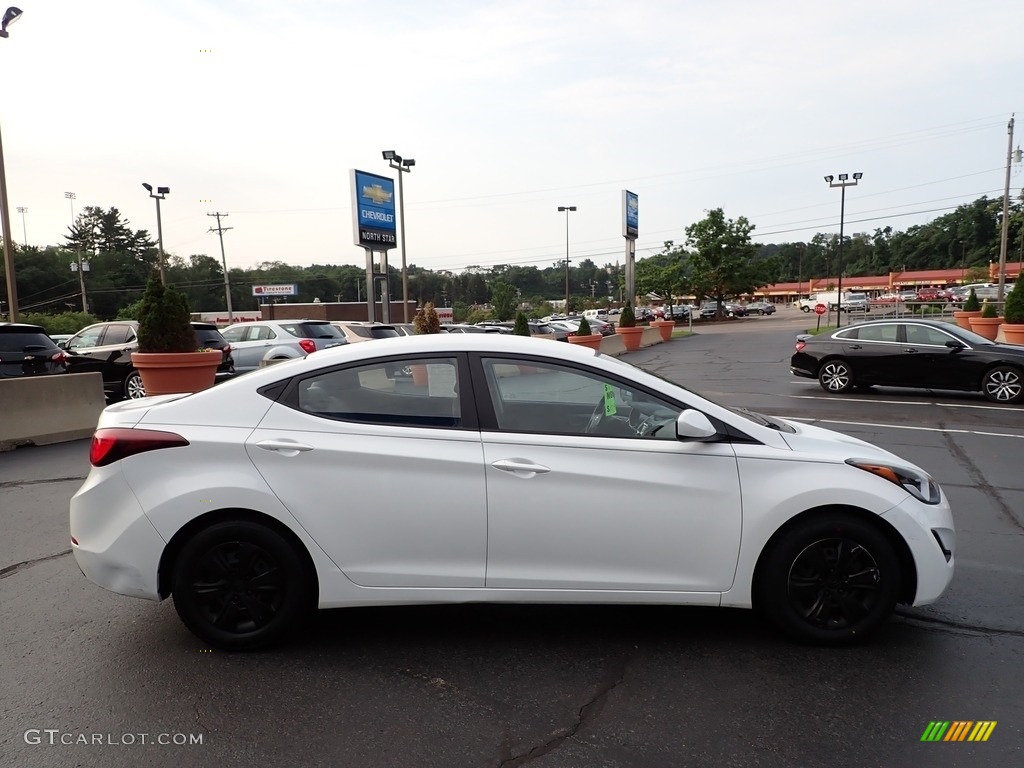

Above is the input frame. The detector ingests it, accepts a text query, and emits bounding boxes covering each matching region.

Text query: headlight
[846,458,941,504]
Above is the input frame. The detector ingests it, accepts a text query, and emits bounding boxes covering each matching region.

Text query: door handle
[848,344,862,350]
[255,439,314,455]
[491,459,551,475]
[905,348,919,353]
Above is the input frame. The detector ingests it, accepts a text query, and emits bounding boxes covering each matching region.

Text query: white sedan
[70,335,955,650]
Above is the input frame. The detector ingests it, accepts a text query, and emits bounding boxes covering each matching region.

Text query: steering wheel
[585,397,612,434]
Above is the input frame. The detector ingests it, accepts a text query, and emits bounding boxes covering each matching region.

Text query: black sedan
[790,319,1024,403]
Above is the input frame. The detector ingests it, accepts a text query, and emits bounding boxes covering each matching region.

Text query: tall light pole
[383,150,415,322]
[15,205,25,244]
[558,205,576,315]
[142,183,169,284]
[65,191,89,313]
[0,7,24,321]
[824,173,862,328]
[996,115,1020,301]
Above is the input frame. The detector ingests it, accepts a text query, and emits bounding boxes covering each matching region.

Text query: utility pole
[997,114,1019,302]
[207,212,234,322]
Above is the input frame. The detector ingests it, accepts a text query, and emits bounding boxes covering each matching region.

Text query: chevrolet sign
[351,169,397,249]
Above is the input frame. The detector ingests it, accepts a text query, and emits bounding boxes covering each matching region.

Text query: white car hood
[776,418,912,467]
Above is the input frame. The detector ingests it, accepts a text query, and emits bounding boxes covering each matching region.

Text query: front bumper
[881,495,955,606]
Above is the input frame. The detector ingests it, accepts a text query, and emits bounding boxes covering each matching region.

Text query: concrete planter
[567,334,603,351]
[1000,324,1024,345]
[648,319,675,342]
[968,316,1003,341]
[953,310,982,330]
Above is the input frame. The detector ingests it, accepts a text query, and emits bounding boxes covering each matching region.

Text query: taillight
[223,344,231,354]
[89,428,189,467]
[51,350,66,362]
[298,339,316,354]
[795,340,806,352]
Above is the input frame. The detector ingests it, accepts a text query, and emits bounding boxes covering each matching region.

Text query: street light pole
[65,191,88,313]
[0,7,23,321]
[142,183,169,284]
[824,173,862,329]
[558,206,576,315]
[383,150,415,322]
[15,205,25,244]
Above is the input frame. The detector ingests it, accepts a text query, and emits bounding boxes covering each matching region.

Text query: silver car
[220,320,347,373]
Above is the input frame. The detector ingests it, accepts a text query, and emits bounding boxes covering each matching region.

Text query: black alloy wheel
[756,514,900,644]
[172,521,312,650]
[982,366,1024,404]
[818,359,855,394]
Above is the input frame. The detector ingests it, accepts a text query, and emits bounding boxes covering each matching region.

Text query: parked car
[331,321,401,343]
[391,323,417,336]
[916,287,941,301]
[71,333,954,650]
[48,333,75,346]
[699,301,744,318]
[63,320,234,400]
[0,323,68,379]
[790,318,1024,403]
[744,301,777,315]
[220,320,347,373]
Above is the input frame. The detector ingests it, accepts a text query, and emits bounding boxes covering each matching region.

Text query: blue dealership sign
[622,190,638,240]
[350,169,397,249]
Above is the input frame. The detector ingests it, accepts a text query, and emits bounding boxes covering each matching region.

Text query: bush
[413,302,442,334]
[576,315,592,336]
[963,288,980,311]
[980,300,998,319]
[513,311,531,336]
[136,273,197,353]
[1003,280,1024,324]
[618,302,636,328]
[18,311,97,335]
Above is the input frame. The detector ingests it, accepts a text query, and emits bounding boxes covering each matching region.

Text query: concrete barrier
[0,373,106,451]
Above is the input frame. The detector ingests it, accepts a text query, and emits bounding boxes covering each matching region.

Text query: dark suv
[62,321,234,400]
[0,323,68,379]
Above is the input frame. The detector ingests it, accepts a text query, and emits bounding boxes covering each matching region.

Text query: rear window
[285,322,346,340]
[0,330,57,351]
[193,327,226,344]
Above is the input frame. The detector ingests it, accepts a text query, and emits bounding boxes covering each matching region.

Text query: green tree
[685,209,760,316]
[490,281,517,321]
[513,311,530,336]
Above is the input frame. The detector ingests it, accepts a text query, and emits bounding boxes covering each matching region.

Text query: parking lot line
[783,416,1024,439]
[787,393,1024,413]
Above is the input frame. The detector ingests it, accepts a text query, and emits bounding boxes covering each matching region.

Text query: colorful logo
[921,721,996,742]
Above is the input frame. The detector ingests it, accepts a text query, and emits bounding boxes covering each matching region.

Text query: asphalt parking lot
[2,308,1022,768]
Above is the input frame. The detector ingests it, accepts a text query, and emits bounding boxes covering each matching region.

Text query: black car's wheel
[818,359,855,394]
[172,521,313,650]
[982,366,1024,404]
[123,370,146,400]
[756,514,900,644]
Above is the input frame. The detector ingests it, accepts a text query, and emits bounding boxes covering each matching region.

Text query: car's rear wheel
[123,370,146,400]
[756,514,900,644]
[818,359,854,394]
[982,366,1024,404]
[172,521,313,650]
[801,306,810,313]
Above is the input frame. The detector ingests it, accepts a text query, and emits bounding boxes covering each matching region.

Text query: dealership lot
[2,310,1022,768]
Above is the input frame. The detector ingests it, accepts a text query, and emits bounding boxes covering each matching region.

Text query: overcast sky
[3,1,1020,275]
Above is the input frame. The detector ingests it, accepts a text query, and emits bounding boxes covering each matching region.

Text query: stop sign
[814,303,827,315]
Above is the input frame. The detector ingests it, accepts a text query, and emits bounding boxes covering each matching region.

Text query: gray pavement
[2,311,1021,768]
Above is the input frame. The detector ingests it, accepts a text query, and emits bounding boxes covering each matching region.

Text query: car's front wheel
[171,521,313,650]
[756,514,900,644]
[982,365,1024,404]
[123,370,146,400]
[818,359,854,394]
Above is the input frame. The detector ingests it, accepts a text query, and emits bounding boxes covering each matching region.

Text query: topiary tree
[1003,280,1024,324]
[136,272,197,353]
[513,311,531,336]
[618,302,636,328]
[980,300,998,318]
[963,288,980,312]
[413,302,442,334]
[575,315,592,336]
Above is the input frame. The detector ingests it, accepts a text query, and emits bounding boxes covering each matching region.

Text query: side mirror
[945,340,966,351]
[57,340,67,350]
[675,409,717,441]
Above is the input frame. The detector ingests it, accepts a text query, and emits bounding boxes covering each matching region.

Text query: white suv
[221,320,347,373]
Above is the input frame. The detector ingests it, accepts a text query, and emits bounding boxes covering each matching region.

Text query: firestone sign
[350,169,397,249]
[252,284,297,297]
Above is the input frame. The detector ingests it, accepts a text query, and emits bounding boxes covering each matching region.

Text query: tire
[801,306,810,313]
[171,521,313,650]
[757,309,765,316]
[755,514,900,644]
[982,366,1024,404]
[818,358,855,394]
[123,370,146,400]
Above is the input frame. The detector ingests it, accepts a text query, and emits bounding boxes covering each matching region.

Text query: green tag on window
[603,384,617,416]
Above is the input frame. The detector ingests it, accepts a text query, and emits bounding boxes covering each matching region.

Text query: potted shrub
[954,288,982,330]
[1001,280,1024,344]
[969,299,1003,340]
[567,314,602,351]
[410,302,442,384]
[614,302,644,352]
[513,311,531,337]
[130,273,221,396]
